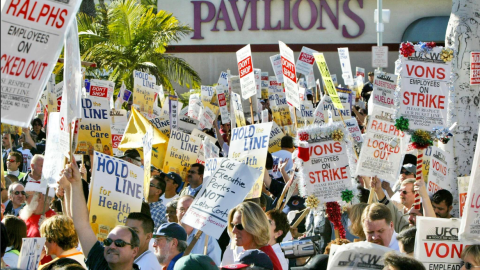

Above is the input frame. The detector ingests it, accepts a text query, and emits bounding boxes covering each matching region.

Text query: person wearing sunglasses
[226,201,283,270]
[147,176,168,232]
[62,159,140,270]
[179,163,204,197]
[5,152,25,180]
[461,245,480,270]
[4,183,26,217]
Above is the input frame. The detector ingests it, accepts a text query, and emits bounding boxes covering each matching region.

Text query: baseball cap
[115,149,141,161]
[402,164,416,175]
[222,249,273,270]
[291,254,329,270]
[368,71,374,76]
[174,254,218,270]
[166,172,183,187]
[153,222,187,241]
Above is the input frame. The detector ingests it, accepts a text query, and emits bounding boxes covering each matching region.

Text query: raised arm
[415,177,436,218]
[64,159,97,256]
[22,128,36,149]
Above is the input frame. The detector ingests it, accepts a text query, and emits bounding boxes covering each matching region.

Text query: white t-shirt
[17,147,34,173]
[271,243,289,270]
[134,250,161,270]
[160,194,179,206]
[271,150,294,179]
[3,247,19,268]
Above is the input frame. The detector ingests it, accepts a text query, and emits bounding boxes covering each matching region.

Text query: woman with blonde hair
[2,215,27,268]
[348,203,368,241]
[460,245,480,270]
[227,201,282,270]
[38,215,86,269]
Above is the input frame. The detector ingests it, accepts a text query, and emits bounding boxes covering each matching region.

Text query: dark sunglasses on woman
[460,261,480,270]
[231,223,244,231]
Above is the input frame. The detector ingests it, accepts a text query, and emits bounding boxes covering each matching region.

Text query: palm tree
[76,0,201,92]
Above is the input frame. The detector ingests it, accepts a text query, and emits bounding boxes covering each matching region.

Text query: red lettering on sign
[238,56,253,78]
[309,167,348,183]
[424,243,465,259]
[299,52,315,65]
[405,64,446,80]
[281,56,296,83]
[309,141,342,157]
[403,92,445,109]
[6,0,68,29]
[90,86,108,98]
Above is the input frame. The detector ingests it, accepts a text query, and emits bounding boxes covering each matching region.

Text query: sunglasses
[103,238,133,248]
[460,261,480,270]
[14,191,27,196]
[149,183,161,189]
[400,190,412,195]
[231,223,244,231]
[401,170,413,175]
[7,159,16,162]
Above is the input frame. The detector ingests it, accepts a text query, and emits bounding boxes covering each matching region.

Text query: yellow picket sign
[313,53,343,110]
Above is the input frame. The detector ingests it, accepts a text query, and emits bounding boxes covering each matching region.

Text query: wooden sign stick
[249,97,255,124]
[183,230,203,256]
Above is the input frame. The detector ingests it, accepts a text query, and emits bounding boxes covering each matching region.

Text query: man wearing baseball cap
[221,249,273,270]
[153,222,187,270]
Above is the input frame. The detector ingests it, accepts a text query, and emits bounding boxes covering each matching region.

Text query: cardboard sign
[217,85,230,124]
[236,44,256,99]
[297,101,314,127]
[133,84,155,116]
[163,129,201,178]
[42,113,66,187]
[327,102,352,123]
[181,158,262,239]
[203,137,220,160]
[399,50,450,130]
[459,124,480,241]
[201,85,215,108]
[111,124,127,156]
[270,91,292,127]
[415,217,476,269]
[188,94,202,121]
[142,126,153,199]
[372,71,398,109]
[302,125,353,203]
[337,48,354,86]
[17,238,46,269]
[344,118,363,143]
[198,106,216,130]
[88,152,143,240]
[232,93,246,127]
[192,129,218,164]
[270,54,284,83]
[229,123,272,199]
[471,52,480,85]
[279,41,301,110]
[90,79,115,99]
[75,97,113,155]
[231,76,257,120]
[372,46,389,68]
[314,53,343,109]
[178,106,199,134]
[356,67,365,81]
[328,241,393,270]
[268,122,285,153]
[427,146,448,196]
[458,177,469,218]
[296,46,317,76]
[1,0,82,127]
[356,107,405,184]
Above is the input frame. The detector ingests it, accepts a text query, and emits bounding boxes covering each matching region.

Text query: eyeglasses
[231,223,244,231]
[400,190,412,195]
[14,191,27,196]
[149,183,161,189]
[7,159,16,163]
[460,261,480,270]
[103,238,133,248]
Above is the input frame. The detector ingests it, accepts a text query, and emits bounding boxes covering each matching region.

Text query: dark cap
[154,222,187,241]
[223,249,273,270]
[174,254,218,270]
[115,149,141,161]
[402,163,416,175]
[291,254,329,270]
[166,172,183,187]
[151,165,160,172]
[368,71,374,76]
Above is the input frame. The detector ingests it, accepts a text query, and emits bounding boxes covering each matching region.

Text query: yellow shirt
[90,222,99,236]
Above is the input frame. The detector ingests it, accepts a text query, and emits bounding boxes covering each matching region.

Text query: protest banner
[399,48,451,130]
[355,106,405,184]
[327,102,352,123]
[270,91,292,128]
[372,71,398,109]
[42,113,66,187]
[1,0,82,127]
[231,76,257,120]
[313,95,328,125]
[279,41,300,110]
[296,46,317,76]
[337,48,354,86]
[327,241,393,270]
[356,67,365,81]
[181,158,262,239]
[88,152,144,240]
[270,54,283,83]
[203,137,220,160]
[188,94,202,121]
[17,238,46,269]
[229,123,272,199]
[142,126,153,199]
[216,85,230,124]
[118,108,168,170]
[179,106,199,134]
[344,118,363,143]
[192,129,217,164]
[459,124,480,241]
[426,146,448,196]
[74,97,113,155]
[89,79,115,99]
[236,45,256,99]
[169,95,179,131]
[458,177,469,217]
[111,124,127,156]
[314,53,343,109]
[268,122,285,153]
[232,93,246,127]
[163,129,201,179]
[199,105,218,130]
[297,101,314,127]
[133,84,155,117]
[415,217,476,269]
[300,123,354,203]
[471,52,480,85]
[201,86,215,108]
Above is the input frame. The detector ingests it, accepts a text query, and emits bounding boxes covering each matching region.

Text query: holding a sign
[279,41,301,110]
[181,158,262,239]
[236,45,256,99]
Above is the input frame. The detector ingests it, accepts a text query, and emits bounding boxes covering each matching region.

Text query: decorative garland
[326,201,346,239]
